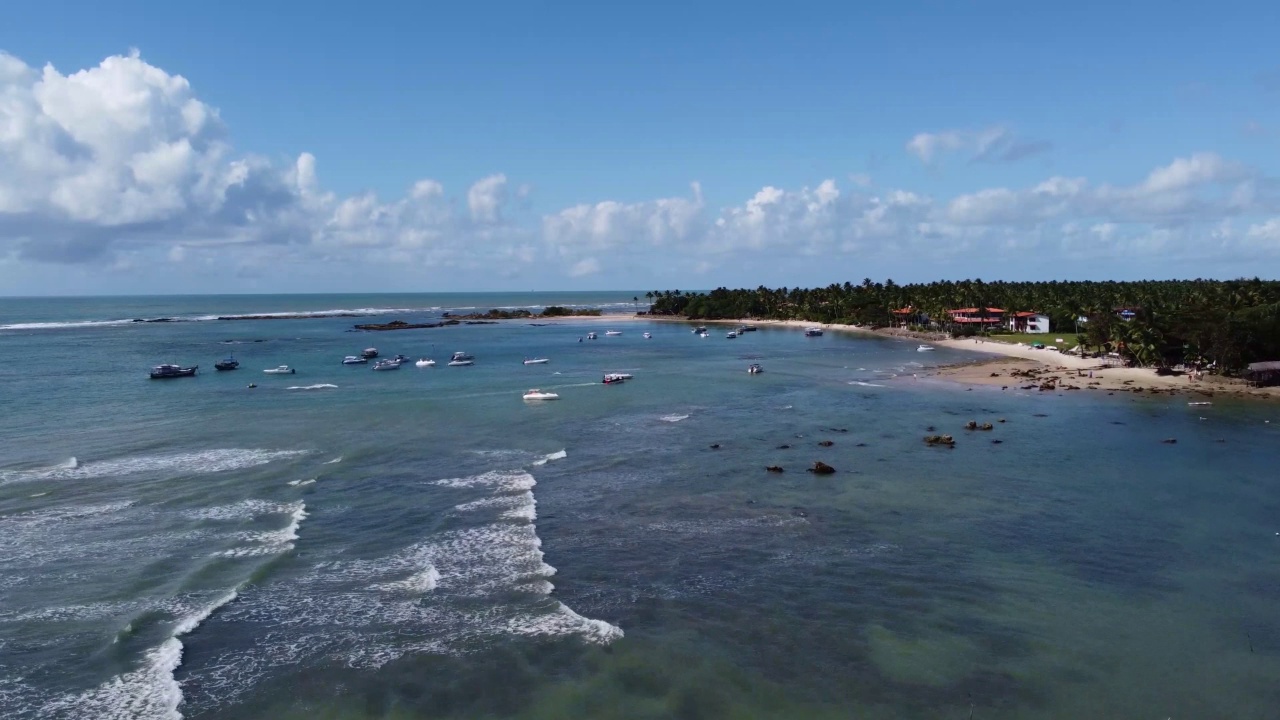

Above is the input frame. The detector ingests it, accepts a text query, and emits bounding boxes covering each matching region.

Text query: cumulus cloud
[907,126,1051,165]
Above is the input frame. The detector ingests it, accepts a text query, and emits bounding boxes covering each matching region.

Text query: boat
[447,358,474,367]
[150,364,197,379]
[643,332,652,339]
[523,388,560,401]
[361,348,379,359]
[586,332,598,340]
[693,326,706,334]
[726,331,738,339]
[605,330,623,336]
[699,331,708,338]
[612,372,634,379]
[804,328,824,337]
[214,356,239,371]
[415,358,436,368]
[747,363,763,374]
[451,351,475,362]
[602,373,627,384]
[372,359,401,371]
[342,355,368,365]
[742,325,758,332]
[917,344,936,352]
[263,365,295,374]
[523,358,550,365]
[1188,401,1212,406]
[392,354,411,364]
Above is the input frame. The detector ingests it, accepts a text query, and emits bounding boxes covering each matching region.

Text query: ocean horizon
[2,292,1278,719]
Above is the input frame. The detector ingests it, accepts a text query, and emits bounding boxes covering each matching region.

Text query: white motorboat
[726,331,738,339]
[415,358,436,368]
[372,359,401,371]
[602,373,627,384]
[605,330,623,336]
[447,359,474,367]
[804,328,823,337]
[342,355,367,365]
[693,326,706,334]
[699,331,708,338]
[747,363,763,374]
[523,358,550,365]
[1188,401,1212,406]
[451,351,474,362]
[264,365,295,375]
[586,332,598,340]
[917,344,936,352]
[523,388,560,401]
[361,348,379,359]
[643,332,652,339]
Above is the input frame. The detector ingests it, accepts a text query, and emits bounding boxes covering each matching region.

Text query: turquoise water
[1,294,1278,719]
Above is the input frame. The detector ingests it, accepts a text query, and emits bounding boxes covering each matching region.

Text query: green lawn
[986,332,1085,349]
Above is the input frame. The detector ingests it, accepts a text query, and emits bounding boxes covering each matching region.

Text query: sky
[2,0,1279,295]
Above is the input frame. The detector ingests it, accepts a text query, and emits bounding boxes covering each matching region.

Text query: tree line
[642,279,1280,372]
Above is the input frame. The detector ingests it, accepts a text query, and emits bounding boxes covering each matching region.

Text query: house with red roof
[946,307,1005,326]
[1008,311,1050,334]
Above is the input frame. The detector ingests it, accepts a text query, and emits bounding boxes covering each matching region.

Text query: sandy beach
[569,314,1279,401]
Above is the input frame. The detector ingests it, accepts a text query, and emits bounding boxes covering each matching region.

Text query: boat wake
[285,384,338,391]
[322,456,343,465]
[659,414,690,423]
[531,449,567,466]
[286,478,315,487]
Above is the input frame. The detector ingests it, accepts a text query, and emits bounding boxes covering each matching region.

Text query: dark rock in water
[745,499,756,504]
[1033,413,1049,418]
[807,461,836,474]
[765,466,784,473]
[354,320,444,331]
[464,321,498,325]
[776,444,792,449]
[926,426,936,432]
[818,440,834,447]
[709,443,721,449]
[855,442,867,447]
[998,418,1006,423]
[965,420,979,430]
[924,435,956,447]
[991,439,1003,444]
[980,422,994,431]
[1161,438,1178,444]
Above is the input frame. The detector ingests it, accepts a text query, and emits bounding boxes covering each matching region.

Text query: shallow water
[1,294,1278,719]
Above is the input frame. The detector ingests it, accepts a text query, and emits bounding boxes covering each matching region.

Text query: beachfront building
[1009,311,1050,334]
[890,307,927,326]
[1246,361,1280,387]
[946,307,1005,328]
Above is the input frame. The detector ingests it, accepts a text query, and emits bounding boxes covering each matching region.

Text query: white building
[1009,312,1050,334]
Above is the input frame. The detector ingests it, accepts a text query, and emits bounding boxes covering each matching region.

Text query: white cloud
[542,182,704,252]
[568,257,600,276]
[467,173,507,224]
[906,125,1052,165]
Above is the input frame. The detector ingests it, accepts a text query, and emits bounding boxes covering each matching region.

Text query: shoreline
[548,314,1279,402]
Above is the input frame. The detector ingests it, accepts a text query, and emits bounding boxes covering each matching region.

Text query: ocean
[1,293,1277,719]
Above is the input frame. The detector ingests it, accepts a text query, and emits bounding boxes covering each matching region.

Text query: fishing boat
[742,325,758,332]
[917,344,936,352]
[361,348,379,359]
[523,388,560,401]
[263,365,295,375]
[748,363,763,374]
[523,358,550,365]
[415,358,436,368]
[150,364,197,379]
[804,328,824,337]
[602,373,627,384]
[214,356,239,371]
[371,359,401,371]
[341,355,368,365]
[605,330,623,336]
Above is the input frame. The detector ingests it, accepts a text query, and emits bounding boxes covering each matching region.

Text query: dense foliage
[642,280,1280,371]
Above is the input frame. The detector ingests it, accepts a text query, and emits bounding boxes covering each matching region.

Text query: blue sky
[1,0,1278,294]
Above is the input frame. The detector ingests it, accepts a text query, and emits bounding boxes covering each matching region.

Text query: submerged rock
[818,440,834,447]
[807,461,836,474]
[766,466,784,473]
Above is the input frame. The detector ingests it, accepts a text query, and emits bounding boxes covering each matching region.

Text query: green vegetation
[540,306,601,317]
[987,333,1088,349]
[647,279,1280,372]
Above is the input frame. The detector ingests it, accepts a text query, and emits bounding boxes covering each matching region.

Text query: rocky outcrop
[818,440,834,447]
[924,435,956,447]
[807,461,836,474]
[353,320,448,331]
[766,466,785,473]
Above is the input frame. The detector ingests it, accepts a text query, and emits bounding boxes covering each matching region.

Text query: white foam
[434,470,536,493]
[218,502,306,557]
[39,590,238,720]
[508,603,625,644]
[530,449,567,466]
[373,565,441,594]
[659,414,690,423]
[285,384,338,391]
[286,479,316,487]
[322,456,343,465]
[185,499,299,521]
[848,381,886,388]
[0,449,308,485]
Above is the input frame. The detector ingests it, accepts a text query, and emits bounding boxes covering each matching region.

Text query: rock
[1161,438,1177,444]
[855,442,868,447]
[709,443,721,449]
[998,418,1006,423]
[991,439,1003,444]
[766,466,784,473]
[926,425,936,432]
[777,444,792,449]
[965,420,979,430]
[818,440,834,447]
[924,435,956,447]
[980,423,993,431]
[807,461,836,474]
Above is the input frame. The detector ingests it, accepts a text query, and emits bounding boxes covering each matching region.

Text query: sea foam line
[0,449,309,485]
[530,449,567,466]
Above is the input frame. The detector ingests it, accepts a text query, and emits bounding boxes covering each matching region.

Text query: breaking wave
[0,449,309,486]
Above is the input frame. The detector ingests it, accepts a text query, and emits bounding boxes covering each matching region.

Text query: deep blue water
[1,294,1278,719]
